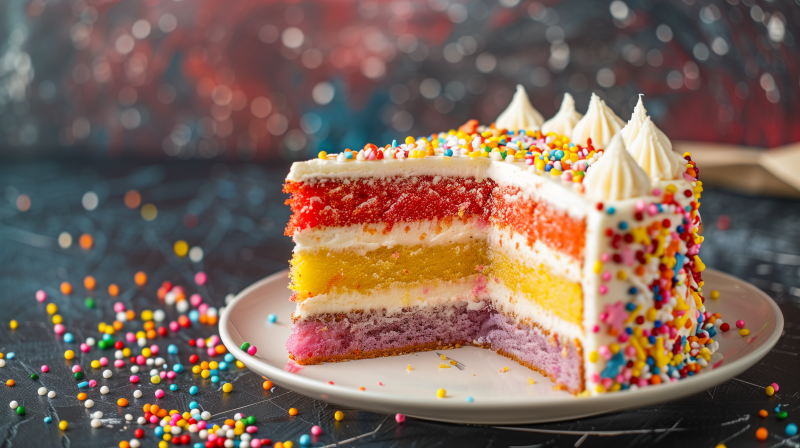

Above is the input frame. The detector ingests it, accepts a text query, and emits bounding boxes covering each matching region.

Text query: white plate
[219,269,783,424]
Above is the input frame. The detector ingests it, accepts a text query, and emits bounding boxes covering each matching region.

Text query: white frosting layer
[627,117,682,182]
[570,92,625,149]
[293,219,489,256]
[490,230,583,284]
[583,133,651,201]
[495,84,544,131]
[541,93,583,138]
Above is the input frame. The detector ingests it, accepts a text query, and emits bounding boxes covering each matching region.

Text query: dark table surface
[1,160,799,448]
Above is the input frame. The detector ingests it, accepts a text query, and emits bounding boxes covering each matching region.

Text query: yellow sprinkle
[141,203,158,221]
[710,290,720,300]
[151,376,161,384]
[174,240,189,257]
[766,385,775,396]
[436,388,446,398]
[438,363,451,369]
[46,303,57,315]
[222,383,233,393]
[593,261,603,274]
[236,360,245,369]
[64,350,75,360]
[59,420,69,430]
[527,377,536,385]
[334,411,344,421]
[589,351,599,363]
[9,320,17,330]
[439,354,447,360]
[406,365,413,371]
[739,328,750,337]
[318,151,327,159]
[449,360,456,365]
[52,315,62,324]
[141,310,153,321]
[91,360,101,369]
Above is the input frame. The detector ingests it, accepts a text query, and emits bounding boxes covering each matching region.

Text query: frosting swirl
[570,92,625,149]
[627,116,683,181]
[495,85,544,131]
[620,95,672,151]
[583,133,651,201]
[541,93,583,138]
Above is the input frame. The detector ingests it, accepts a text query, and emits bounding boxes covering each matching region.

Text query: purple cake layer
[286,302,583,392]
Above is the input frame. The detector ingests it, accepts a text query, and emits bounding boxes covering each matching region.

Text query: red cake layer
[492,185,586,260]
[284,176,495,236]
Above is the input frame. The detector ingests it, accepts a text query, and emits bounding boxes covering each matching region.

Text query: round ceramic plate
[219,269,783,425]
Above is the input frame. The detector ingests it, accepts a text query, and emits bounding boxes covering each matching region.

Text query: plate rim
[219,268,784,423]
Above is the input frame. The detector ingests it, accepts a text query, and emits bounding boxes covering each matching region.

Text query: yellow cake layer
[490,249,583,327]
[290,241,488,299]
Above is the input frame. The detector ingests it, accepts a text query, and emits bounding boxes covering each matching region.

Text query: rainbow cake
[283,86,716,395]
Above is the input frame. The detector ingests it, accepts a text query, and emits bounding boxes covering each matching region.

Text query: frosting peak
[626,116,683,181]
[620,95,672,151]
[583,133,651,201]
[495,85,544,131]
[541,93,583,138]
[570,92,625,149]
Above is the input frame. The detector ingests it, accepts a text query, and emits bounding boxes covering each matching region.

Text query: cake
[283,86,716,395]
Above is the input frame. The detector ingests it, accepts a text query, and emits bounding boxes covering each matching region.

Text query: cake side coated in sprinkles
[283,90,715,395]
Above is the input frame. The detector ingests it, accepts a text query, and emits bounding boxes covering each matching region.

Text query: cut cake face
[283,89,712,395]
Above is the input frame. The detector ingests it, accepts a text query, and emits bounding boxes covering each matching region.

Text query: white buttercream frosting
[495,84,544,131]
[626,117,683,181]
[570,92,625,149]
[541,93,583,137]
[619,95,672,151]
[583,133,651,200]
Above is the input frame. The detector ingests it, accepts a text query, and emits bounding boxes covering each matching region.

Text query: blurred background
[0,0,797,161]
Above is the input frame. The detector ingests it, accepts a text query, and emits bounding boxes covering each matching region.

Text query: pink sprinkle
[155,389,165,399]
[88,379,97,387]
[250,440,261,448]
[197,421,207,430]
[395,414,405,423]
[136,355,145,365]
[207,348,216,357]
[209,335,220,346]
[311,426,322,435]
[36,290,47,302]
[80,343,90,353]
[598,285,608,295]
[41,365,49,373]
[247,346,257,356]
[150,345,159,355]
[327,381,334,385]
[167,371,177,379]
[159,371,167,379]
[246,426,257,433]
[647,204,659,216]
[379,382,384,386]
[590,373,601,383]
[190,294,203,307]
[771,383,780,392]
[130,375,140,383]
[592,324,600,333]
[735,320,745,329]
[169,321,180,332]
[126,332,136,342]
[196,338,206,348]
[114,360,125,368]
[113,302,125,313]
[149,415,158,424]
[99,357,109,367]
[600,253,610,262]
[72,365,82,373]
[208,434,218,443]
[54,324,65,335]
[195,272,207,285]
[635,200,646,212]
[198,304,209,314]
[652,188,661,196]
[601,271,611,281]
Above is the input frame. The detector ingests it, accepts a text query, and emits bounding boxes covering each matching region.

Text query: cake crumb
[527,377,535,385]
[406,365,413,371]
[439,363,451,369]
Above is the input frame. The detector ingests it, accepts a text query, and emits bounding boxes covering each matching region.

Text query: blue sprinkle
[625,327,633,335]
[676,225,684,233]
[776,405,782,412]
[466,396,474,403]
[267,314,277,324]
[652,366,660,374]
[444,149,453,157]
[618,222,628,230]
[687,371,694,376]
[345,152,353,159]
[189,401,199,409]
[787,423,798,436]
[654,320,662,328]
[606,207,616,215]
[194,444,204,448]
[6,352,14,360]
[553,150,564,159]
[170,384,178,391]
[299,434,311,446]
[646,356,655,366]
[167,344,178,355]
[648,335,656,345]
[392,140,397,148]
[190,386,199,395]
[102,334,111,341]
[211,376,219,383]
[189,310,200,322]
[155,426,165,437]
[544,164,552,172]
[44,416,52,423]
[628,288,638,296]
[218,362,228,371]
[224,354,234,363]
[173,364,184,373]
[210,369,218,376]
[78,381,89,388]
[64,333,74,343]
[163,364,168,370]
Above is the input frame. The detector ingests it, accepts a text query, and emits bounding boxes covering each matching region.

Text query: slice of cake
[283,87,714,395]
